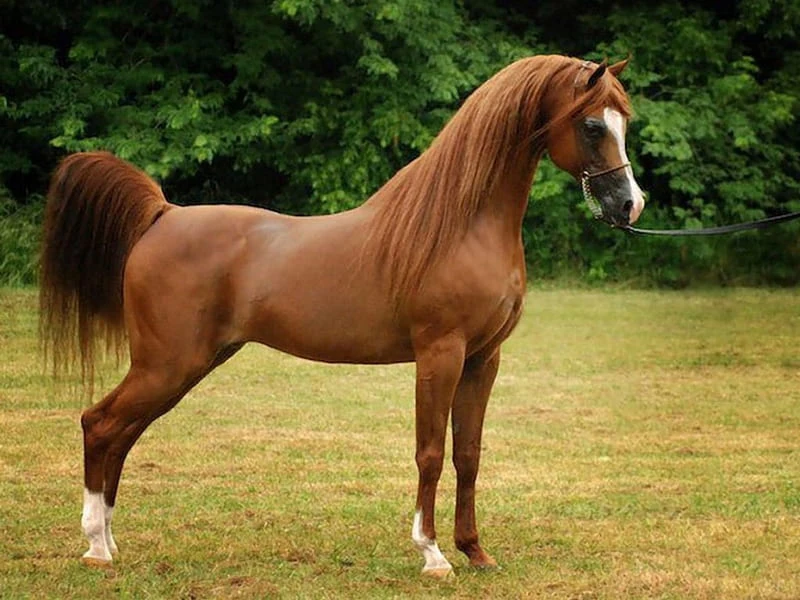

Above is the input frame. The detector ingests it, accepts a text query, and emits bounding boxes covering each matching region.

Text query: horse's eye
[582,118,607,138]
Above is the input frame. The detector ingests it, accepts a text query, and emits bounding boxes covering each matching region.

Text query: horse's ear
[587,60,607,89]
[608,55,631,78]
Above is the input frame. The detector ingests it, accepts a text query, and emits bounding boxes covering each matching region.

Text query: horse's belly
[243,295,415,364]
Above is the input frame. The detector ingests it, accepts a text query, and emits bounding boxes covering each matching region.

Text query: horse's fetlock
[455,533,479,553]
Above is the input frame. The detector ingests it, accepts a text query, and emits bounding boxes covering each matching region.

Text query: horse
[39,54,644,577]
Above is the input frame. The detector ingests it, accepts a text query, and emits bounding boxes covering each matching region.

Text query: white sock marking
[81,489,112,562]
[604,107,645,223]
[412,509,452,573]
[104,504,118,555]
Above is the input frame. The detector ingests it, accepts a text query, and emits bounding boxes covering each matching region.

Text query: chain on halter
[581,163,631,220]
[580,173,603,219]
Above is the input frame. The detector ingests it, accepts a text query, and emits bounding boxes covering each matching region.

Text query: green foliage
[3,2,281,181]
[0,0,798,285]
[0,191,41,286]
[264,0,533,212]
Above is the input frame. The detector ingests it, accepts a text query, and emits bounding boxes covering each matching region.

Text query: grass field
[1,287,799,599]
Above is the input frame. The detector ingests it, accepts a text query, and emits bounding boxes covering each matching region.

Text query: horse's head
[545,58,645,227]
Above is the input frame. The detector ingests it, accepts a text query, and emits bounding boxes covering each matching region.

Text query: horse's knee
[452,447,480,483]
[416,447,445,481]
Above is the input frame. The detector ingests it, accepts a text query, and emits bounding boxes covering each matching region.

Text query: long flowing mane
[364,55,631,304]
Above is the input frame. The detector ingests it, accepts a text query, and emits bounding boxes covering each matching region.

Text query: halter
[573,61,631,221]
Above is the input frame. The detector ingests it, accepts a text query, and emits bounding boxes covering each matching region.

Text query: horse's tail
[39,151,174,392]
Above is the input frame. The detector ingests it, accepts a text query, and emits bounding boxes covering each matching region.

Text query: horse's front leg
[452,350,500,568]
[411,333,466,578]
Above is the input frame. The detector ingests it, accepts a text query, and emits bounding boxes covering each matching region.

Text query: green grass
[1,287,799,599]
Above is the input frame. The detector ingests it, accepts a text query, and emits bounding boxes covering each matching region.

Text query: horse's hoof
[81,556,114,569]
[421,566,455,579]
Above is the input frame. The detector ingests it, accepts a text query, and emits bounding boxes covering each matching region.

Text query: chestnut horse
[40,55,644,577]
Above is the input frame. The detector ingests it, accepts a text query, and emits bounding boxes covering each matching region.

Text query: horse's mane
[364,55,631,306]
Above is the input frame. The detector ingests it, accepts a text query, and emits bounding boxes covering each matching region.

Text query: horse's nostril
[622,200,633,215]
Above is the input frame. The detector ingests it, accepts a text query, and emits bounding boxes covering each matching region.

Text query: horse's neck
[481,153,541,238]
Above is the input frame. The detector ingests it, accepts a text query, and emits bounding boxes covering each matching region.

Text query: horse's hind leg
[100,343,245,544]
[80,344,242,566]
[80,369,158,565]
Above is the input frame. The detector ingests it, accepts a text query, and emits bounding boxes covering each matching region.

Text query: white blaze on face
[603,107,645,223]
[411,509,453,574]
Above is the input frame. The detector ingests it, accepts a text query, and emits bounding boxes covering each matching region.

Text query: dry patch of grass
[1,287,798,598]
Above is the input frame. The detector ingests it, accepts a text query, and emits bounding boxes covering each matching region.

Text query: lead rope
[620,210,800,236]
[581,165,800,236]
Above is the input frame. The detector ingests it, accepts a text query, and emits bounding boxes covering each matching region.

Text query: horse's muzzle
[581,169,644,227]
